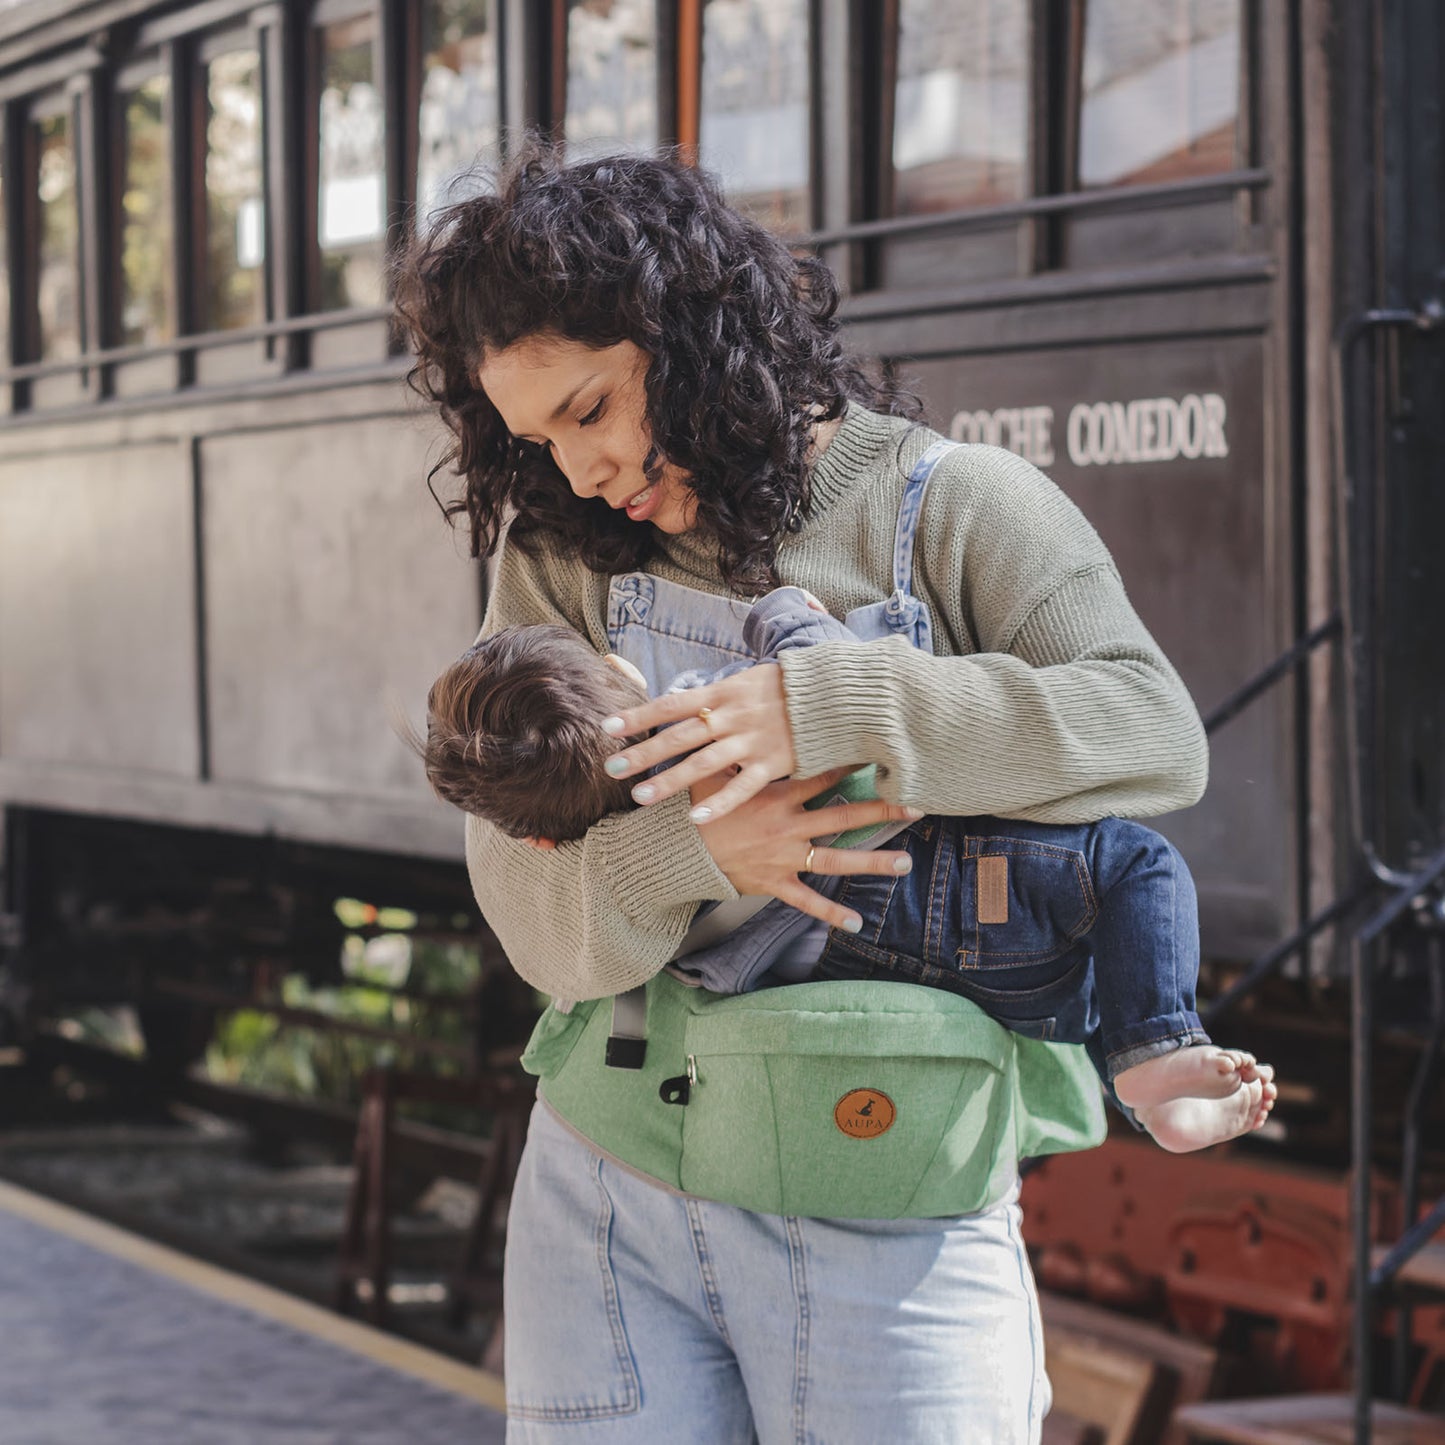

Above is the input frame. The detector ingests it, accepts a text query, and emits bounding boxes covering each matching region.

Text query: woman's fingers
[601,683,723,741]
[602,665,798,791]
[681,762,778,821]
[799,794,925,838]
[805,845,914,878]
[606,714,717,780]
[695,774,922,913]
[773,879,866,934]
[687,762,864,826]
[621,740,745,807]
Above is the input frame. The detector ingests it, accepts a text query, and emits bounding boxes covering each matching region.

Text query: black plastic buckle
[605,1035,647,1070]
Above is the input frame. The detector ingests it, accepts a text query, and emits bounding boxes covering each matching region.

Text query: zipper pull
[659,1054,697,1106]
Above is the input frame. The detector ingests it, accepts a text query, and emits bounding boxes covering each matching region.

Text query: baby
[421,589,1275,1152]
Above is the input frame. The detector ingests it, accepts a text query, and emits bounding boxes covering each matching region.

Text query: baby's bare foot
[1113,1044,1256,1110]
[1136,1065,1277,1153]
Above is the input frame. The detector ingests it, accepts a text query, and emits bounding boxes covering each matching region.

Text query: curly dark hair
[393,144,917,591]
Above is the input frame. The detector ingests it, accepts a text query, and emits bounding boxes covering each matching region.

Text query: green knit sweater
[465,407,1208,1001]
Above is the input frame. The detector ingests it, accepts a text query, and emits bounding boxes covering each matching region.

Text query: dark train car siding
[0,0,1332,960]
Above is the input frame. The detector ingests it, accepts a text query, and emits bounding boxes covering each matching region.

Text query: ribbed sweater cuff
[778,643,901,780]
[601,789,740,918]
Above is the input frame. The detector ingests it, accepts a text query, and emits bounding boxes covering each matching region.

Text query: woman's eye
[578,398,605,427]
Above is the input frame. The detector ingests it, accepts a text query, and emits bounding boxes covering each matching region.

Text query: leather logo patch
[977,855,1009,924]
[834,1089,897,1139]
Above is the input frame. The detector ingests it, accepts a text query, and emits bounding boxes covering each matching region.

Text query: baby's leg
[1135,1064,1278,1153]
[1085,821,1277,1145]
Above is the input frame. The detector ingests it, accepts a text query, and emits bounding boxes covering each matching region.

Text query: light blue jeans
[503,1100,1050,1444]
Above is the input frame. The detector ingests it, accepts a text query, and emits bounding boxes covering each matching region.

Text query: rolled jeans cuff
[1105,1021,1211,1082]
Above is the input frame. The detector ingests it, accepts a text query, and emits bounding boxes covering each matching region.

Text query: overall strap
[607,986,649,1069]
[882,438,957,642]
[604,438,959,1069]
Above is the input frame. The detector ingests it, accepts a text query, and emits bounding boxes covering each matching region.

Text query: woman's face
[478,335,698,534]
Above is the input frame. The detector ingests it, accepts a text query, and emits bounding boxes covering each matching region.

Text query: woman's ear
[522,835,557,850]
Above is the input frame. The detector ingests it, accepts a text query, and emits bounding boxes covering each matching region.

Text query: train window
[698,0,810,231]
[1077,0,1241,188]
[562,0,658,161]
[417,0,500,221]
[318,10,386,311]
[119,68,175,346]
[891,0,1029,215]
[203,41,266,332]
[33,103,81,360]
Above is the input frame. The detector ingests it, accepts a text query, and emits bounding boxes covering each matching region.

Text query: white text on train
[949,394,1229,468]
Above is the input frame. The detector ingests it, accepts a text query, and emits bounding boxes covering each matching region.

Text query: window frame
[193,24,273,339]
[410,0,505,229]
[113,50,178,352]
[24,85,86,370]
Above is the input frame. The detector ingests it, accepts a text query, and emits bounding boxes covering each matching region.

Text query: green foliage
[205,912,486,1131]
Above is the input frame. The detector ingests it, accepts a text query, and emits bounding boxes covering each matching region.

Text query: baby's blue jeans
[814,815,1208,1088]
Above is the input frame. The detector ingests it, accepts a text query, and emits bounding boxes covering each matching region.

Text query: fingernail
[601,716,626,736]
[632,783,656,803]
[842,915,863,934]
[892,855,913,874]
[689,805,713,823]
[604,755,631,777]
[904,806,925,820]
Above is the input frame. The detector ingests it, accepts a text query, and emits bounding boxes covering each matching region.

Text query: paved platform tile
[0,1206,507,1445]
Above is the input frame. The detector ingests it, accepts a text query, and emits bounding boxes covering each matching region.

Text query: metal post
[1350,930,1375,1444]
[1391,932,1444,1399]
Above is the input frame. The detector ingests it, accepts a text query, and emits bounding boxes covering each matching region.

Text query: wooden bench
[1172,1393,1445,1443]
[1041,1292,1220,1445]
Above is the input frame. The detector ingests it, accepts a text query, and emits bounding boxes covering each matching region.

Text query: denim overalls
[607,440,950,1004]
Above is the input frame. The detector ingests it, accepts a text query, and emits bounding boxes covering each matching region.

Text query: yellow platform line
[0,1177,507,1413]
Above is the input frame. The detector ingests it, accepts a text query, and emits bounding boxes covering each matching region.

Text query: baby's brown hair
[423,625,646,841]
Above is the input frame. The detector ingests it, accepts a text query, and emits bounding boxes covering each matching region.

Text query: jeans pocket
[814,933,892,982]
[957,839,1098,970]
[503,1107,641,1422]
[952,953,1096,1046]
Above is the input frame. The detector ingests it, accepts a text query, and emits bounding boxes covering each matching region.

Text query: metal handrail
[1201,614,1342,736]
[794,167,1270,250]
[0,306,392,388]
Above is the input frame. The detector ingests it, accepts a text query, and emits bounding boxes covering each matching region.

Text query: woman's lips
[625,484,659,522]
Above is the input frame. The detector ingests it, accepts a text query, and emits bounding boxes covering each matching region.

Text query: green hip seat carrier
[521,972,1105,1219]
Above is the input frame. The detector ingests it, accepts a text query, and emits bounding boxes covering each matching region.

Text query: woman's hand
[697,768,921,932]
[602,664,796,822]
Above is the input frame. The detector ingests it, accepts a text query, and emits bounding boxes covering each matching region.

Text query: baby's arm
[658,589,858,696]
[743,587,863,661]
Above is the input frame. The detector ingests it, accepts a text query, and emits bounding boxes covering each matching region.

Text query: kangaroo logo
[834,1088,897,1139]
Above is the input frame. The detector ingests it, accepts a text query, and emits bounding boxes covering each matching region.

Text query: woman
[396,148,1209,1443]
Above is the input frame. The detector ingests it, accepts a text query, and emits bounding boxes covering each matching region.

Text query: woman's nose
[554,441,615,500]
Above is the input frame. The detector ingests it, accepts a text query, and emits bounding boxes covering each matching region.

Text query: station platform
[0,1179,507,1444]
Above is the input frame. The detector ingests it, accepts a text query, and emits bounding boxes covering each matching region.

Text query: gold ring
[697,706,715,739]
[804,845,816,872]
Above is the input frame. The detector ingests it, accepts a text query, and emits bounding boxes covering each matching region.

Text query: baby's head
[423,625,647,842]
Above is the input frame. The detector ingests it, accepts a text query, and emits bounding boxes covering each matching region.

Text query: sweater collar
[658,405,903,579]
